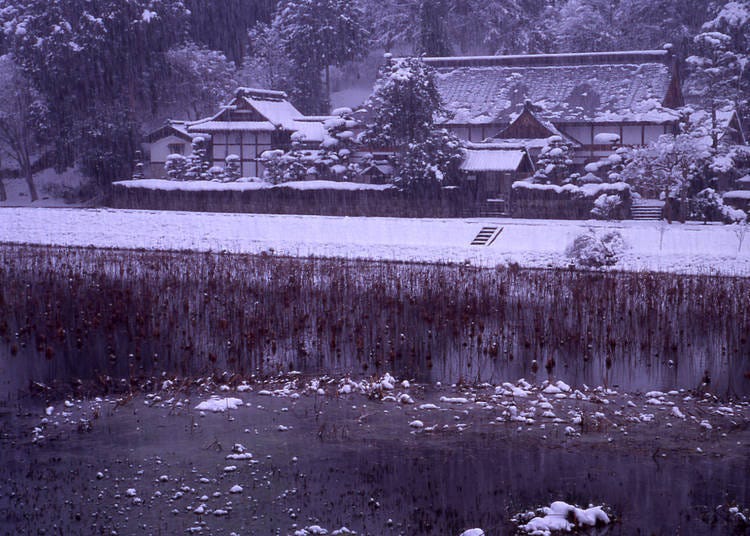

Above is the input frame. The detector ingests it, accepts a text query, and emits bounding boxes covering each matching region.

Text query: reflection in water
[1,245,748,398]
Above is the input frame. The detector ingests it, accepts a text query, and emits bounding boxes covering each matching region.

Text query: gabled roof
[146,121,198,143]
[492,103,580,147]
[185,87,329,142]
[460,147,533,172]
[423,50,683,125]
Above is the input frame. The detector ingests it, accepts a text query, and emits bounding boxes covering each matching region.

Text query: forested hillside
[0,0,747,190]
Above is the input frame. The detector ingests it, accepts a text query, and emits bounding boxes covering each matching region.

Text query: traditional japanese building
[145,88,328,179]
[423,49,685,168]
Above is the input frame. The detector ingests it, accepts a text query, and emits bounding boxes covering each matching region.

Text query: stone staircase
[470,226,503,246]
[631,200,664,221]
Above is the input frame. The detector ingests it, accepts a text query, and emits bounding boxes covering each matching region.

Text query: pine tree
[687,3,750,144]
[260,143,310,184]
[224,154,241,181]
[316,107,362,181]
[165,153,188,181]
[533,136,575,184]
[185,136,211,180]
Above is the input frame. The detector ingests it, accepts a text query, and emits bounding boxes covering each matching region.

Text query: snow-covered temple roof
[460,148,530,172]
[184,87,327,143]
[423,50,683,125]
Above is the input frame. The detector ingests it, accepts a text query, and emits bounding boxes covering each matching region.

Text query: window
[168,143,185,155]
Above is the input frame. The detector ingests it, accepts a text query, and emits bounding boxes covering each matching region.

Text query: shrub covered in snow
[224,154,241,182]
[260,148,311,184]
[165,153,188,181]
[394,129,463,193]
[533,136,575,184]
[591,193,624,220]
[692,188,748,223]
[566,229,626,268]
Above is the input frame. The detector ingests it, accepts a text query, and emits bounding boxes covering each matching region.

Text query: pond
[1,245,748,399]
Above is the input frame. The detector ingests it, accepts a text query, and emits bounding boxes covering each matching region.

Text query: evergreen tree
[224,154,241,182]
[242,23,294,91]
[1,0,190,187]
[260,146,311,184]
[273,0,369,113]
[185,0,276,65]
[395,129,463,193]
[687,2,750,140]
[185,136,211,180]
[417,0,452,56]
[364,56,462,192]
[533,136,575,184]
[165,153,188,181]
[162,42,237,120]
[364,56,446,147]
[316,108,362,181]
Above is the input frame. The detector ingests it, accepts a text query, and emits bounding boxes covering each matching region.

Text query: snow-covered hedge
[511,181,632,219]
[110,181,468,218]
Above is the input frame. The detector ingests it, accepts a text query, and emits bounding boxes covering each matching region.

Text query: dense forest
[0,0,747,191]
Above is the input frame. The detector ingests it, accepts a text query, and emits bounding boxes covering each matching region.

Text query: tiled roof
[424,50,681,125]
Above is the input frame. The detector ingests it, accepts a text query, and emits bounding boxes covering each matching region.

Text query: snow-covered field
[1,207,749,274]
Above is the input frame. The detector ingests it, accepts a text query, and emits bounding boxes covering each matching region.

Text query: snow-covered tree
[162,42,237,120]
[165,153,188,181]
[241,23,294,91]
[224,154,241,182]
[316,108,362,181]
[584,147,629,184]
[363,56,462,192]
[620,126,712,222]
[0,54,49,202]
[0,0,190,184]
[185,0,276,65]
[260,147,311,184]
[533,136,575,184]
[364,56,446,147]
[687,2,750,139]
[394,129,463,193]
[552,0,617,52]
[185,137,211,181]
[273,0,369,113]
[590,194,623,220]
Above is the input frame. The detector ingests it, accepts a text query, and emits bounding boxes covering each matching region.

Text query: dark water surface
[1,244,749,399]
[1,393,749,535]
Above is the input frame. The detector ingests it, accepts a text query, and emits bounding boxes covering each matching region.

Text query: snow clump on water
[515,501,610,535]
[194,396,243,412]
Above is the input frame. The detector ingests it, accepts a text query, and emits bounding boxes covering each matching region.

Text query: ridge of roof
[421,50,673,69]
[234,87,288,101]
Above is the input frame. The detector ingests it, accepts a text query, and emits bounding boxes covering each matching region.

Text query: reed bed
[0,244,748,397]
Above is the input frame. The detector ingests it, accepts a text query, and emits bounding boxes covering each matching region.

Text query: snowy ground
[1,207,748,275]
[0,169,88,207]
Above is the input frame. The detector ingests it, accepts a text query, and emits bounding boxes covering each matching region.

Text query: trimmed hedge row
[109,184,471,218]
[510,184,633,219]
